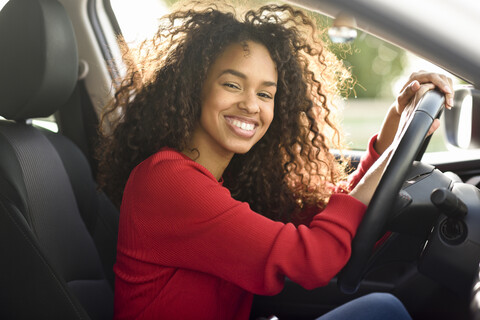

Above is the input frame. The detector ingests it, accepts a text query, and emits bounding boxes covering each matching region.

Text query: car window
[333,36,455,153]
[107,0,458,153]
[109,0,170,47]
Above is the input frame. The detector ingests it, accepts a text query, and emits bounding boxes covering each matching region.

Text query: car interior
[0,0,118,318]
[1,0,480,319]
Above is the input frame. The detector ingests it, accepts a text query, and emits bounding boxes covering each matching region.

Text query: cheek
[263,105,275,129]
[201,89,227,117]
[199,96,220,123]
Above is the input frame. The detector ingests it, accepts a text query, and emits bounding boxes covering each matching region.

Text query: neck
[183,124,237,180]
[182,147,233,181]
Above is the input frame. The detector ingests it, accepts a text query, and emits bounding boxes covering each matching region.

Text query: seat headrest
[0,0,78,120]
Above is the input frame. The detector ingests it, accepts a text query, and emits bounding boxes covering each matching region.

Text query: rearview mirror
[444,87,480,149]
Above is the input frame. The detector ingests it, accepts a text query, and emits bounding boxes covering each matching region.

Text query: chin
[228,143,256,155]
[224,135,264,155]
[232,147,253,155]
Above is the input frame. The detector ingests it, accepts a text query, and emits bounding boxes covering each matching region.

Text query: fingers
[401,71,454,109]
[396,81,419,114]
[397,81,435,114]
[394,82,437,143]
[427,118,441,136]
[414,83,436,104]
[446,77,454,108]
[398,80,420,106]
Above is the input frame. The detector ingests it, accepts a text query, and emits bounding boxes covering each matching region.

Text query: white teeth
[231,119,255,131]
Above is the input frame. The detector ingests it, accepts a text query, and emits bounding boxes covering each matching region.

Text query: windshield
[108,0,461,152]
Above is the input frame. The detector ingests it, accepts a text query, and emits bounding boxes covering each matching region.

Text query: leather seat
[0,0,118,318]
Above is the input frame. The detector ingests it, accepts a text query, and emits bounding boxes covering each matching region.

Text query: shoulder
[122,148,248,222]
[131,147,217,186]
[123,148,230,205]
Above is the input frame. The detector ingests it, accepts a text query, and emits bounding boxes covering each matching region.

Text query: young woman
[97,3,453,319]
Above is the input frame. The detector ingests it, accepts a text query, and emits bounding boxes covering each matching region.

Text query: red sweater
[114,138,379,320]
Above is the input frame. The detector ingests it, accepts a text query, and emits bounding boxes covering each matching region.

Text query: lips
[224,116,258,138]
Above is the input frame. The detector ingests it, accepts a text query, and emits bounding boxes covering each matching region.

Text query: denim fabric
[317,293,412,320]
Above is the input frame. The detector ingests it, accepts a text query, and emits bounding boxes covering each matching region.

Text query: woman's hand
[374,71,454,155]
[350,71,453,206]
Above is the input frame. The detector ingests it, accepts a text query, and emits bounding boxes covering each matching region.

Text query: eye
[258,92,273,100]
[223,82,240,90]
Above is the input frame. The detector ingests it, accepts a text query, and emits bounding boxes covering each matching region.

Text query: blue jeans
[317,293,412,320]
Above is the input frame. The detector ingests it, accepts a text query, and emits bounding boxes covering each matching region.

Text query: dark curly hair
[96,2,351,223]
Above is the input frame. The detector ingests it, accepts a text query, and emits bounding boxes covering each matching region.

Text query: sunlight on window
[0,0,9,10]
[110,0,169,46]
[392,53,456,97]
[32,119,59,133]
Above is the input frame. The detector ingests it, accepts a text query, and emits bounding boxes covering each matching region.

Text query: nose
[238,91,260,114]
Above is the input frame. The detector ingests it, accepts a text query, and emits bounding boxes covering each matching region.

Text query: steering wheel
[338,90,445,294]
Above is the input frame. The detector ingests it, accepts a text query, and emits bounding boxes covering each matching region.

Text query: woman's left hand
[374,71,454,155]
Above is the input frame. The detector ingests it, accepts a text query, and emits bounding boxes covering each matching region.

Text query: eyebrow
[219,69,277,88]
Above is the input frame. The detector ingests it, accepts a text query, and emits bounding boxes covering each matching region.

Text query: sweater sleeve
[345,134,380,190]
[120,154,367,296]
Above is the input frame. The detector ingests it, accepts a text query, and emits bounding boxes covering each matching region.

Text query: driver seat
[0,0,118,318]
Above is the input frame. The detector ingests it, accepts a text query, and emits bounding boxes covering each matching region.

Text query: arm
[348,72,453,205]
[121,155,366,295]
[345,134,380,190]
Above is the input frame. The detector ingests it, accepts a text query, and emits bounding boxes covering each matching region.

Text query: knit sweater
[113,137,379,320]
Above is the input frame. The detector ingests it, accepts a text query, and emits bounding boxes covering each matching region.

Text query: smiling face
[186,41,277,173]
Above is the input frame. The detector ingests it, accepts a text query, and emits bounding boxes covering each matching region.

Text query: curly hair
[96,1,351,223]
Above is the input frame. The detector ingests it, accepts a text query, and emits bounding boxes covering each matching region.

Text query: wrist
[375,105,401,154]
[390,102,402,118]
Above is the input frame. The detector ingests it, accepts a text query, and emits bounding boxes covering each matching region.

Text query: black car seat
[0,0,118,319]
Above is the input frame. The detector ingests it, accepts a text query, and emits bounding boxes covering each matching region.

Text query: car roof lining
[289,0,480,86]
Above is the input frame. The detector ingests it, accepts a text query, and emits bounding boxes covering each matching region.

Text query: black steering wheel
[338,90,445,294]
